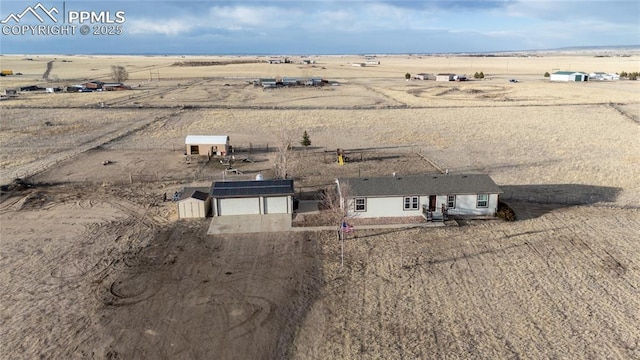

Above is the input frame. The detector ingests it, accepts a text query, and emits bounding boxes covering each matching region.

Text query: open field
[1,52,640,359]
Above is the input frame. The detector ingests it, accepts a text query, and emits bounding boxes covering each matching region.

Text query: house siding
[346,193,498,218]
[446,194,499,216]
[347,196,426,218]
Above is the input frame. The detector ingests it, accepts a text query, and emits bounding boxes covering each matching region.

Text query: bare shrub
[111,65,129,83]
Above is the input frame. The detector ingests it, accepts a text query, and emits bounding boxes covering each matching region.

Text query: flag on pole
[342,221,353,233]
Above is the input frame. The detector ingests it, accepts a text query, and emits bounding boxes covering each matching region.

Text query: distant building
[103,82,131,91]
[588,72,619,81]
[258,78,277,88]
[415,73,435,80]
[550,71,589,82]
[436,73,455,82]
[351,63,366,67]
[365,58,380,65]
[83,81,105,89]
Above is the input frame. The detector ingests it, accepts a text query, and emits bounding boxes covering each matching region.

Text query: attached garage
[264,196,289,214]
[211,179,295,217]
[177,188,211,218]
[218,197,260,215]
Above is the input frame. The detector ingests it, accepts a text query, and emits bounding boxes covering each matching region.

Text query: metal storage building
[550,71,589,82]
[210,179,295,216]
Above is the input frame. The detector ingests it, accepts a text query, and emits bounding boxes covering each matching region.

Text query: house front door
[429,195,436,211]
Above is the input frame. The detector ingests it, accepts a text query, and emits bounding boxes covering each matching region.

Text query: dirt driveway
[0,184,323,359]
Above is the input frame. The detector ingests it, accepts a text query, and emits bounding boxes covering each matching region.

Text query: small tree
[274,129,293,179]
[405,73,411,80]
[479,71,484,79]
[620,71,628,78]
[111,65,129,83]
[544,72,550,77]
[300,131,311,149]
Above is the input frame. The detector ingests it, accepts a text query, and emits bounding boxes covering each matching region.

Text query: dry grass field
[1,52,639,359]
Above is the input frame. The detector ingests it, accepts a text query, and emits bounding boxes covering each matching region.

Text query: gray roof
[211,179,294,198]
[339,174,502,197]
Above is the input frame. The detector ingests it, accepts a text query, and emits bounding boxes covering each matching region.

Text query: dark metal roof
[211,179,294,198]
[179,187,211,201]
[339,174,502,197]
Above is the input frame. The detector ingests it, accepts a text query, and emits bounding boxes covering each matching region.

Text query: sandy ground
[1,53,640,359]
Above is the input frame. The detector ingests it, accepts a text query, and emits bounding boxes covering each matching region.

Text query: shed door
[264,196,288,214]
[219,198,260,215]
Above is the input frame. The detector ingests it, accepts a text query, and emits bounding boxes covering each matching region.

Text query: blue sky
[1,0,638,54]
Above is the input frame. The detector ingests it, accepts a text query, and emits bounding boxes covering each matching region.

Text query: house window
[354,198,366,212]
[447,195,456,208]
[404,196,419,210]
[477,194,489,208]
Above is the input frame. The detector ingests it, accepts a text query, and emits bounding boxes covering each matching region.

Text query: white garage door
[219,197,260,215]
[264,196,288,214]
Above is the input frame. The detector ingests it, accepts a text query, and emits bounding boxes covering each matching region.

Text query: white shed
[185,135,230,156]
[177,188,211,218]
[210,179,295,216]
[337,174,502,219]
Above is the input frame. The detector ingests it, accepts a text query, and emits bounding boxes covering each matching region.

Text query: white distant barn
[550,71,589,82]
[436,73,455,82]
[185,135,230,156]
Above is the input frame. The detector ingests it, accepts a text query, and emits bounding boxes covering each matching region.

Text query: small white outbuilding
[185,135,230,156]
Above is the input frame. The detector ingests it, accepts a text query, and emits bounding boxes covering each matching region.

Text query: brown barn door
[429,195,436,211]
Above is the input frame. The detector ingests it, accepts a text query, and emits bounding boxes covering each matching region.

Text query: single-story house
[589,72,619,81]
[337,173,502,219]
[550,71,589,82]
[210,179,294,216]
[415,73,435,80]
[177,187,211,218]
[185,135,230,156]
[436,73,455,82]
